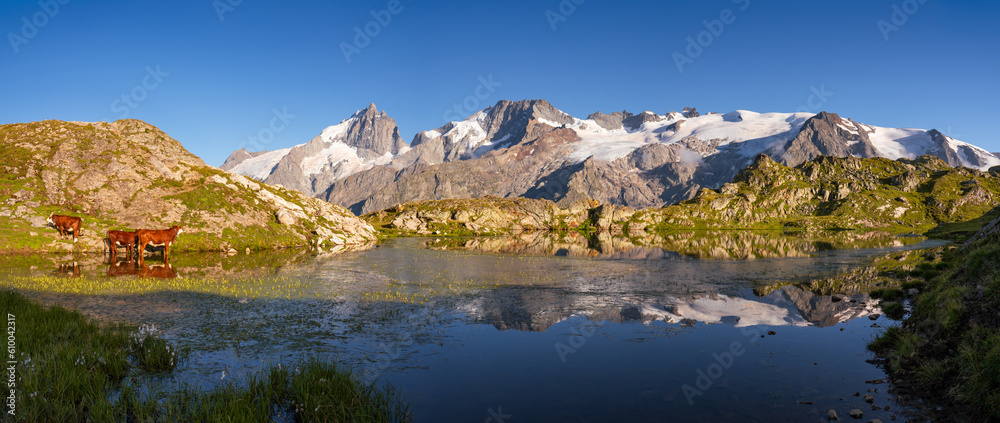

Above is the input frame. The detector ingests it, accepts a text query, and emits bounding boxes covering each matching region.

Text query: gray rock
[828,409,839,420]
[275,209,297,226]
[863,393,874,404]
[848,408,863,419]
[587,110,633,130]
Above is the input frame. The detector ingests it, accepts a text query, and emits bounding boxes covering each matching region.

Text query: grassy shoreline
[867,217,1000,421]
[0,291,410,422]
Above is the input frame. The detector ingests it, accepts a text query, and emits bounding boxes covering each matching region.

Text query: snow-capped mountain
[223,99,1000,214]
[221,103,407,197]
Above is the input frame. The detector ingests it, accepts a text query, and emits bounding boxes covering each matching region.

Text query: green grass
[868,223,1000,419]
[1,290,412,422]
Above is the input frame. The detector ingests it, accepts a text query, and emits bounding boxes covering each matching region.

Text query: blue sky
[2,0,998,166]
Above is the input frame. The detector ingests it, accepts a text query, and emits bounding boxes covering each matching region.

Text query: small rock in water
[848,408,863,419]
[827,409,839,420]
[869,419,883,423]
[853,392,861,397]
[840,327,845,331]
[767,330,776,335]
[869,314,880,320]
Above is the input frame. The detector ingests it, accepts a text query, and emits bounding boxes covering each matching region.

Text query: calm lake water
[1,231,945,422]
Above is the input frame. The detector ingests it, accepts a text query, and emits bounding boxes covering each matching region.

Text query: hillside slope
[0,119,376,253]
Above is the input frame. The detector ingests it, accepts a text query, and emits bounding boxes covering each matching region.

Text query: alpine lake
[1,230,947,422]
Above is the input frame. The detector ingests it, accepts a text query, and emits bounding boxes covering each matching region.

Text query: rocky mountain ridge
[223,100,1000,215]
[0,119,376,253]
[366,154,1000,238]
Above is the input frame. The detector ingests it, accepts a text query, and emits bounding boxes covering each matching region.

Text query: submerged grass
[1,291,411,422]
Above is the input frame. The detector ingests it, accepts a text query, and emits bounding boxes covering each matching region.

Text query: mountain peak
[337,103,404,155]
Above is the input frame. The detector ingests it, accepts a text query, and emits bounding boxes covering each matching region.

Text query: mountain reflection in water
[423,229,926,259]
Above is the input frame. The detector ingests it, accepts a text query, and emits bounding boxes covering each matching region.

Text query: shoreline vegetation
[867,215,1000,421]
[0,291,411,422]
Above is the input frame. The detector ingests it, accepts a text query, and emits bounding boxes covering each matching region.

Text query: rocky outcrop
[779,112,879,166]
[0,119,376,253]
[586,110,633,130]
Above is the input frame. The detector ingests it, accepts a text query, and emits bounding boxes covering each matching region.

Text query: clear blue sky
[2,0,998,166]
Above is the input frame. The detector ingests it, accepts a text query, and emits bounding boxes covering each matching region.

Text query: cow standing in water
[106,230,138,260]
[47,214,83,243]
[136,226,183,262]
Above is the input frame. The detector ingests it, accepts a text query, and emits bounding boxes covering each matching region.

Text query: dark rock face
[779,112,879,166]
[344,103,407,156]
[402,99,574,165]
[587,110,633,130]
[681,107,699,118]
[623,111,664,131]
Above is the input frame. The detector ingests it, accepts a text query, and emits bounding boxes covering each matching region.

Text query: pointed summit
[342,103,406,155]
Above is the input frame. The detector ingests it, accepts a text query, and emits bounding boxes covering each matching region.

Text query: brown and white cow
[106,230,138,260]
[47,214,83,243]
[136,226,183,262]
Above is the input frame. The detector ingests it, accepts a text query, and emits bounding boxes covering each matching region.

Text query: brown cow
[106,230,138,260]
[47,214,83,243]
[136,226,183,262]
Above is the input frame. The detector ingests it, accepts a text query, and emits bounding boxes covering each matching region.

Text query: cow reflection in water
[106,258,177,279]
[138,261,177,279]
[57,262,81,277]
[106,260,138,277]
